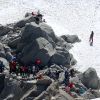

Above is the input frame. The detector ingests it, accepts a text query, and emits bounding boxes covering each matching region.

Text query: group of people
[31,10,46,24]
[62,68,87,97]
[8,56,42,78]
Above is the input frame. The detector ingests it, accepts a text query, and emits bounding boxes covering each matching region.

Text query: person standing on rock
[89,31,94,46]
[0,60,4,73]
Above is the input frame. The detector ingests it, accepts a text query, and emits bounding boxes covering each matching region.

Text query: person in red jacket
[9,61,16,74]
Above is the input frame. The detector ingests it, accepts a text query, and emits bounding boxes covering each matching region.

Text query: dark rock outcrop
[80,67,100,89]
[0,25,11,36]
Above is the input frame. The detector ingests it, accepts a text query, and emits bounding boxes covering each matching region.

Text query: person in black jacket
[89,31,94,46]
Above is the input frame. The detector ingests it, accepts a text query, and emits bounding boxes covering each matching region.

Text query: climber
[9,60,17,74]
[0,60,4,73]
[32,11,36,16]
[64,69,70,86]
[89,31,94,46]
[70,68,76,77]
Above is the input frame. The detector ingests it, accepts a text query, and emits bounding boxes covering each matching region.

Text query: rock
[81,90,95,99]
[91,90,100,98]
[0,78,34,100]
[56,37,73,51]
[36,77,52,86]
[21,22,56,43]
[17,22,57,65]
[0,25,11,36]
[61,35,81,43]
[20,37,56,66]
[80,67,100,89]
[49,50,70,67]
[8,37,21,48]
[25,12,32,17]
[14,16,36,28]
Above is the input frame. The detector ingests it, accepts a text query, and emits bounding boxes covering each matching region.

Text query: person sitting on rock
[0,60,5,73]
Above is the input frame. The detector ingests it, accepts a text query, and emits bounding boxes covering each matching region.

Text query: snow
[0,0,100,78]
[92,98,100,100]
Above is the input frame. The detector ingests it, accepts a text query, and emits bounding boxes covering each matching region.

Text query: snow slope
[0,0,100,77]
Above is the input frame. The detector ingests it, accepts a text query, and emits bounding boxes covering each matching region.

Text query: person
[9,61,16,74]
[32,12,36,16]
[0,60,4,73]
[64,69,70,86]
[89,31,94,46]
[70,68,75,77]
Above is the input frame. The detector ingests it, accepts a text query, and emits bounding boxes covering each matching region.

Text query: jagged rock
[56,37,73,51]
[61,35,81,43]
[80,67,100,89]
[34,82,59,100]
[8,37,21,48]
[19,37,56,66]
[49,50,70,67]
[0,78,34,100]
[21,22,57,43]
[17,22,58,65]
[0,25,11,36]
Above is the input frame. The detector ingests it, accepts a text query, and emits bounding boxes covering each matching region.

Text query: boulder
[20,37,56,66]
[80,67,100,89]
[0,78,34,100]
[49,50,70,67]
[56,37,73,51]
[61,35,81,43]
[0,25,11,36]
[8,37,21,48]
[21,22,57,43]
[17,22,57,65]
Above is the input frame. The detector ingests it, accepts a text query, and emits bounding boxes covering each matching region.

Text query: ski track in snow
[0,0,100,79]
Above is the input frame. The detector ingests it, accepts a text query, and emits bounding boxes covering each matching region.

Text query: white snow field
[0,0,100,79]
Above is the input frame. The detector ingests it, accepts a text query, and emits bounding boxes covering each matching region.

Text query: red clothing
[9,61,16,69]
[35,59,41,65]
[32,12,36,16]
[68,83,74,89]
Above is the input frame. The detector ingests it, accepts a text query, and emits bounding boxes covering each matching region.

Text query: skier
[89,31,94,46]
